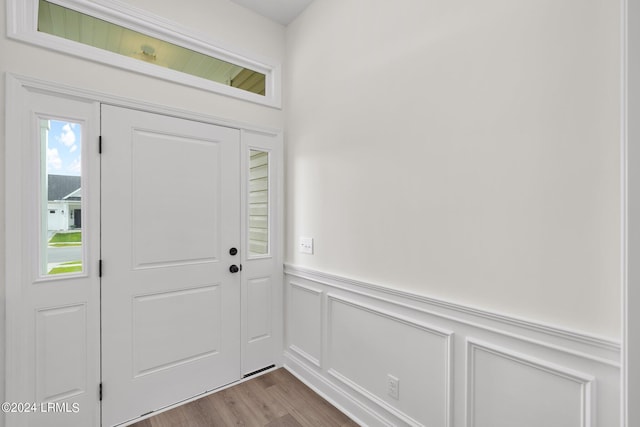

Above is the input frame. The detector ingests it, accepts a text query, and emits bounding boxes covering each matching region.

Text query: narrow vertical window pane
[249,150,269,256]
[41,119,83,276]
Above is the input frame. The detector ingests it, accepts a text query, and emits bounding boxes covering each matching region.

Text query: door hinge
[99,259,103,277]
[98,135,102,154]
[99,383,103,401]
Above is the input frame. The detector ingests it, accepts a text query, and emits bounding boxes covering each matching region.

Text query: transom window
[37,0,266,96]
[7,0,281,107]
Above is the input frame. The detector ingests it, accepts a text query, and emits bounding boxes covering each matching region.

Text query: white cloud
[47,148,62,171]
[69,145,77,153]
[58,123,76,147]
[68,157,81,175]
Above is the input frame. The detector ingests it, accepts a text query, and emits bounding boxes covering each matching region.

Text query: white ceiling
[230,0,314,25]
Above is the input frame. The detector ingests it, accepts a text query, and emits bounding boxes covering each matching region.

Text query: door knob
[229,264,240,273]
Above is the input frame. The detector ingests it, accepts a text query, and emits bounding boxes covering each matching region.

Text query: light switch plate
[299,237,313,254]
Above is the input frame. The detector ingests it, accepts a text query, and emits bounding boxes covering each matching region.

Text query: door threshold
[117,364,281,427]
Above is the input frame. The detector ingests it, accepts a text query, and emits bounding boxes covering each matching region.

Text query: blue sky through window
[47,120,81,176]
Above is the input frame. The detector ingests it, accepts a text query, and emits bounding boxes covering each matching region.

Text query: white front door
[100,106,242,426]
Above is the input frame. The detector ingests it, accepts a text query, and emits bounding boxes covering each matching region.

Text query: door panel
[36,304,88,402]
[132,285,221,376]
[101,106,241,426]
[131,130,222,267]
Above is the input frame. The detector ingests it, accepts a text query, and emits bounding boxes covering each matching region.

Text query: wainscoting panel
[467,339,593,427]
[327,295,452,426]
[287,281,323,367]
[283,265,620,427]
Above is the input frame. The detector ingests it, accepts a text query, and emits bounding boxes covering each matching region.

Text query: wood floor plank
[205,391,242,426]
[265,413,304,427]
[128,368,357,427]
[190,394,236,427]
[214,388,256,426]
[241,374,289,420]
[266,381,351,427]
[130,419,153,427]
[267,367,300,388]
[268,371,352,426]
[147,405,192,427]
[254,370,278,389]
[224,384,272,425]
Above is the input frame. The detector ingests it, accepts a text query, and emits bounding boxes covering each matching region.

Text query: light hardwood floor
[129,368,359,427]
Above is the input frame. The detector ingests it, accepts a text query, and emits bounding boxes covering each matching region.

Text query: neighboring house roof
[48,175,81,201]
[63,187,82,200]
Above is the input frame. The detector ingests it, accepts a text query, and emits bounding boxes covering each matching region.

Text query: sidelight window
[248,150,269,256]
[40,118,84,276]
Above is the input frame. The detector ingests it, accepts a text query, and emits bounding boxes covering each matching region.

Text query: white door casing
[5,75,283,427]
[100,105,242,426]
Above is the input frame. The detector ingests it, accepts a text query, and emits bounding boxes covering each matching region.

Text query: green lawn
[49,263,82,274]
[49,231,82,243]
[48,260,82,275]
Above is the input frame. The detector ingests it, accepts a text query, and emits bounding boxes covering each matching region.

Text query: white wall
[285,0,622,339]
[0,0,285,420]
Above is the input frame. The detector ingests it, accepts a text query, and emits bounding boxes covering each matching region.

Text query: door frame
[624,0,640,425]
[4,73,283,426]
[100,105,243,426]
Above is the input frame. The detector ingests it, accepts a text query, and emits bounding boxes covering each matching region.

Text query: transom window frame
[7,0,282,108]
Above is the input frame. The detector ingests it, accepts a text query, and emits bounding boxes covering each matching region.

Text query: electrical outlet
[387,374,399,400]
[299,236,314,254]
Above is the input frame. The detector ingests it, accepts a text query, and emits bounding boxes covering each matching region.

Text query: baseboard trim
[284,351,397,427]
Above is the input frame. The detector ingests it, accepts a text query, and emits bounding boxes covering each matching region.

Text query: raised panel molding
[466,338,594,427]
[283,264,620,427]
[132,285,221,377]
[247,277,272,342]
[326,294,453,427]
[36,304,87,403]
[287,281,323,368]
[131,130,222,269]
